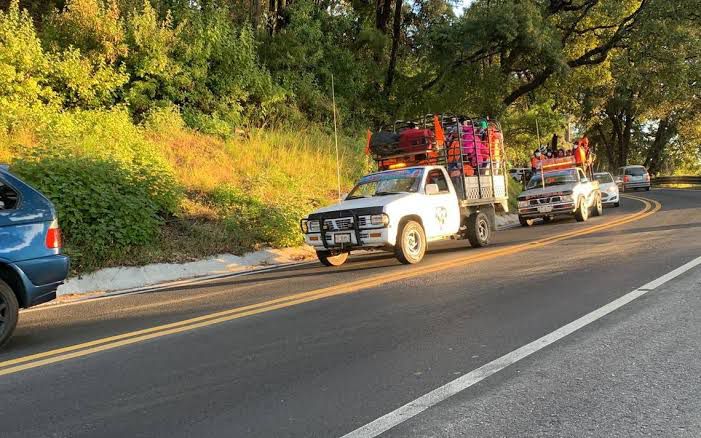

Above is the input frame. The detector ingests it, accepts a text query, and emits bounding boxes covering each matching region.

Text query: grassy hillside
[1,108,368,274]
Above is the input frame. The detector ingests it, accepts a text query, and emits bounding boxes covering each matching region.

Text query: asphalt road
[0,189,699,437]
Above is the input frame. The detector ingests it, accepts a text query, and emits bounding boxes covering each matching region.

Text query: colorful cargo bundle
[365,114,508,207]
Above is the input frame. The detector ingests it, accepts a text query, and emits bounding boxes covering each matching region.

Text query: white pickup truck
[517,166,602,226]
[301,165,507,266]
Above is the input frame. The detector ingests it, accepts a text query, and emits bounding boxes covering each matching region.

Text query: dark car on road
[0,165,69,348]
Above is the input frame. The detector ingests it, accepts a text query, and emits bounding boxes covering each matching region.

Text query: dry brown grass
[149,125,368,205]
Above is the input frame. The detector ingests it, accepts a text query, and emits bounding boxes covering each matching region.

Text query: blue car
[0,165,69,348]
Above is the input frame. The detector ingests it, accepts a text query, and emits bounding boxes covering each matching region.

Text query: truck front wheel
[316,250,349,267]
[466,212,491,248]
[519,216,534,227]
[575,197,589,222]
[0,279,20,349]
[592,193,603,217]
[395,220,426,264]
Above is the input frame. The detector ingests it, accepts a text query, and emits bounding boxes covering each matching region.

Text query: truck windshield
[526,169,578,189]
[347,168,423,199]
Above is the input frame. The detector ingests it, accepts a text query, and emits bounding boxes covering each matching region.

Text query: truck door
[423,169,461,238]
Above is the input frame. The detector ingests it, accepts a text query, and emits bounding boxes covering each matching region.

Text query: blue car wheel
[0,280,19,349]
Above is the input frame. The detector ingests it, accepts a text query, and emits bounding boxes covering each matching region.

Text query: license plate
[334,233,351,244]
[537,205,553,213]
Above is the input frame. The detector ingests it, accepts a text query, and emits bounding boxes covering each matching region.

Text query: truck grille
[324,217,354,231]
[529,196,561,206]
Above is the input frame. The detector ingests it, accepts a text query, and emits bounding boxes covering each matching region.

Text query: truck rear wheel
[0,280,19,349]
[575,197,589,222]
[466,212,491,248]
[592,193,603,217]
[316,250,349,267]
[395,220,426,264]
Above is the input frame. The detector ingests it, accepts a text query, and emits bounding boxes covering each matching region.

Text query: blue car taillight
[45,220,62,249]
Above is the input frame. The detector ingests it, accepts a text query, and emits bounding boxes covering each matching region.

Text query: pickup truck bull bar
[319,210,363,250]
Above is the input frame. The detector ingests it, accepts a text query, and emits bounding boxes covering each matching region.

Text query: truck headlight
[307,220,321,232]
[518,200,528,208]
[371,214,390,226]
[561,195,573,202]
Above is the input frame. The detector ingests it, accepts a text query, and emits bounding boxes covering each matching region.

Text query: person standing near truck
[530,149,542,172]
[574,142,586,165]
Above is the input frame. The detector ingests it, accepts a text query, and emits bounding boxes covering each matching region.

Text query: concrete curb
[57,247,317,297]
[55,214,520,299]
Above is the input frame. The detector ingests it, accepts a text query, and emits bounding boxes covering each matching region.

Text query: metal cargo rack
[373,113,509,209]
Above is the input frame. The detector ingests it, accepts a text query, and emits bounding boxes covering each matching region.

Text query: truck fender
[394,215,425,246]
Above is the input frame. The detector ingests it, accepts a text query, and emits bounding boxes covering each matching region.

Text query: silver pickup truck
[517,167,602,226]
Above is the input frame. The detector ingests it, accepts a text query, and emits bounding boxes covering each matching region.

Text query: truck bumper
[304,228,391,251]
[622,182,650,190]
[518,202,576,219]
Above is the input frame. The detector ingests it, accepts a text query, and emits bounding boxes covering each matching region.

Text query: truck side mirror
[425,184,439,195]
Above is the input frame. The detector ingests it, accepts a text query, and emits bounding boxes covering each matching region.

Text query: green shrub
[12,154,165,272]
[507,176,523,212]
[210,185,306,248]
[31,108,182,214]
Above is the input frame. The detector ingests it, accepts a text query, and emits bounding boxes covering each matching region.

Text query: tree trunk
[596,124,616,169]
[268,0,277,34]
[252,0,262,29]
[620,113,634,167]
[384,0,403,93]
[644,118,674,175]
[376,0,392,33]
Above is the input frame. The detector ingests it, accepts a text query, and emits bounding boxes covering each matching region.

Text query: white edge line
[341,255,701,438]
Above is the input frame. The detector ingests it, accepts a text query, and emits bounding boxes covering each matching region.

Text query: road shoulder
[387,264,701,437]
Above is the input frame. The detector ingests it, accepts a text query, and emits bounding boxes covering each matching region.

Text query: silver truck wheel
[519,216,534,227]
[592,193,603,217]
[0,280,19,350]
[575,197,589,222]
[395,220,426,264]
[316,250,349,267]
[467,212,491,248]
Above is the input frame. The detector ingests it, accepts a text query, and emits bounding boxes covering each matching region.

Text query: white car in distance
[594,172,620,207]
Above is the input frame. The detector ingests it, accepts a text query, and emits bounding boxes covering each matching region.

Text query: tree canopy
[1,0,699,173]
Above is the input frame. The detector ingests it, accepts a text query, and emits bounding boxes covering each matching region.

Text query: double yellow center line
[0,195,660,377]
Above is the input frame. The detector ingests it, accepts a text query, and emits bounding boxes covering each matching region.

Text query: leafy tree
[44,0,127,63]
[123,0,180,117]
[0,1,56,129]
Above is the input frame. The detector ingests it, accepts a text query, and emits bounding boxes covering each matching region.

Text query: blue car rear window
[0,179,19,210]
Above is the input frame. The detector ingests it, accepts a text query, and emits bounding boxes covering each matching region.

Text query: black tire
[466,212,491,248]
[574,197,589,222]
[316,250,349,267]
[395,220,426,264]
[519,216,534,227]
[592,193,603,217]
[645,186,651,191]
[0,280,20,350]
[542,216,553,224]
[614,201,620,207]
